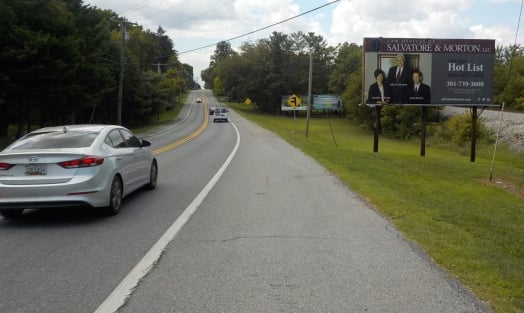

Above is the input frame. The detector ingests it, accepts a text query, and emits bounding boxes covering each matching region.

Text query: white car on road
[213,108,228,123]
[0,125,158,219]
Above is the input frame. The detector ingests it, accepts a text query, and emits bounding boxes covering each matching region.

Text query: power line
[514,0,523,47]
[179,0,340,55]
[119,0,154,16]
[141,0,340,61]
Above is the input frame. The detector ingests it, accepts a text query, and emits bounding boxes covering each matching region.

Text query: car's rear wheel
[144,160,158,190]
[0,209,23,219]
[105,176,123,216]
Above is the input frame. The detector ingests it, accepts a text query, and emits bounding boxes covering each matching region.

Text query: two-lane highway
[0,90,487,313]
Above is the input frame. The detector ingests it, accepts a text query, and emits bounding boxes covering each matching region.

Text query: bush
[434,112,493,146]
[514,97,524,111]
[380,105,442,139]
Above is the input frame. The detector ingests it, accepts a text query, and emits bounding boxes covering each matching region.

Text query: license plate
[25,164,47,176]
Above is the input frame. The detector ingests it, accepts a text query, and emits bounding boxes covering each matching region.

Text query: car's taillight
[0,162,14,170]
[58,156,104,169]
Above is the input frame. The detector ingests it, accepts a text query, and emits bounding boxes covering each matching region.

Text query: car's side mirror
[141,139,151,147]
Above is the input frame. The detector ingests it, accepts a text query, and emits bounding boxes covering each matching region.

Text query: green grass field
[229,102,524,313]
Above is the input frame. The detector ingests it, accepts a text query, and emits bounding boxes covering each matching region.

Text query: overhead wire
[514,0,524,47]
[140,0,341,61]
[118,0,155,16]
[179,0,341,55]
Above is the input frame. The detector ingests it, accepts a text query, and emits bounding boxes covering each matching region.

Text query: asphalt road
[0,90,488,313]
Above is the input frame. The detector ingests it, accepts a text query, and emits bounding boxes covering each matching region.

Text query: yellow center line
[153,91,208,155]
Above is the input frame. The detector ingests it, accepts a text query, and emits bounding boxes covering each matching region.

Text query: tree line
[0,0,198,138]
[202,32,524,138]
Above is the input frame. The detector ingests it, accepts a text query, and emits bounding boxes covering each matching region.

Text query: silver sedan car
[0,125,158,219]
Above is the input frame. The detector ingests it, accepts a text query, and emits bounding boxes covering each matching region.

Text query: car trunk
[0,152,87,185]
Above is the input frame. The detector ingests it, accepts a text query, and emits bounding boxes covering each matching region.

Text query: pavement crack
[190,235,333,243]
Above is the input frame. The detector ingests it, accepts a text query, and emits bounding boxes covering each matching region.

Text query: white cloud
[470,24,519,45]
[329,0,480,45]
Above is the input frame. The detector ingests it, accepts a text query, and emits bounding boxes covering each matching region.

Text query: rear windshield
[9,131,99,150]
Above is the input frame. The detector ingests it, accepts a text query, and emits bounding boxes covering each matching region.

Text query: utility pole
[305,50,313,137]
[117,18,126,125]
[115,17,136,125]
[152,62,169,74]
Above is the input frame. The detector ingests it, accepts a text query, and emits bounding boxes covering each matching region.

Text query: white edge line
[94,121,241,313]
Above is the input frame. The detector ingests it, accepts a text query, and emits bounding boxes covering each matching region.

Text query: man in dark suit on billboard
[407,70,431,104]
[386,53,412,103]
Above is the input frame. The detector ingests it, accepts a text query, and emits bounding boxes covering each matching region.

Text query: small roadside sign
[287,94,301,108]
[245,98,252,105]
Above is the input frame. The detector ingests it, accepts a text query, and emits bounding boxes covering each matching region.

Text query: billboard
[363,37,495,106]
[313,94,343,110]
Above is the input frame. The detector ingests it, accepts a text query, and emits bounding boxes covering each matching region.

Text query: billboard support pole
[470,106,478,162]
[420,106,427,157]
[373,105,381,152]
[293,108,297,133]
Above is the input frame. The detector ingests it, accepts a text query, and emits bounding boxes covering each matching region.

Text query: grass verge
[229,102,524,313]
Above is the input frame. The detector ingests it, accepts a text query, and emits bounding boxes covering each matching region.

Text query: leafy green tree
[225,42,270,103]
[213,77,225,96]
[213,55,241,101]
[341,68,367,123]
[329,43,362,94]
[1,0,81,135]
[202,41,238,90]
[0,0,119,133]
[497,55,524,109]
[493,45,524,109]
[260,32,293,111]
[0,0,195,139]
[211,41,237,66]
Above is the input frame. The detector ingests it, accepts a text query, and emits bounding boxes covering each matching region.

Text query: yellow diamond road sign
[287,94,301,107]
[245,98,252,105]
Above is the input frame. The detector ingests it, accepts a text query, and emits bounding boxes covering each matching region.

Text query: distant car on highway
[213,108,228,123]
[196,98,202,103]
[209,106,216,115]
[0,124,158,219]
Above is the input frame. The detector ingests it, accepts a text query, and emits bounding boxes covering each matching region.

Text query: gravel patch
[443,106,524,152]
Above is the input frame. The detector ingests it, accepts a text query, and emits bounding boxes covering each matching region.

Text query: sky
[83,0,524,83]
